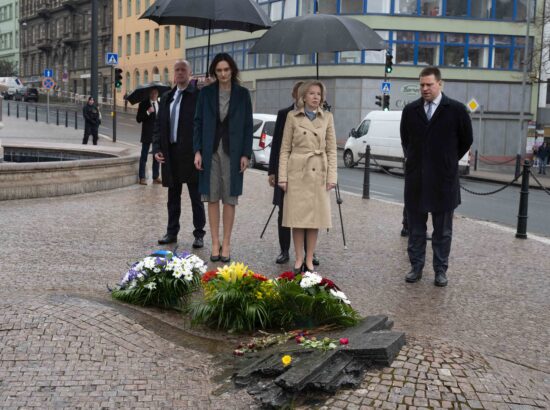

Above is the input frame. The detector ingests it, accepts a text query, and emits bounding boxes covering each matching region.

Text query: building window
[117,0,122,19]
[117,36,122,55]
[163,67,170,84]
[420,0,441,16]
[136,0,141,14]
[126,72,131,91]
[127,0,132,17]
[134,70,140,88]
[154,28,159,51]
[317,0,337,13]
[467,34,490,68]
[340,0,363,14]
[175,26,181,48]
[144,70,148,83]
[135,32,141,55]
[417,32,439,66]
[492,35,512,69]
[394,31,415,65]
[395,0,417,14]
[126,34,131,56]
[443,33,465,67]
[144,30,150,52]
[494,0,513,19]
[164,27,170,49]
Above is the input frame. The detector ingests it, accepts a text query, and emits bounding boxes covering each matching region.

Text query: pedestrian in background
[400,66,473,287]
[193,53,253,263]
[136,88,161,185]
[82,96,100,145]
[268,81,320,266]
[278,80,337,274]
[538,142,549,175]
[153,60,206,249]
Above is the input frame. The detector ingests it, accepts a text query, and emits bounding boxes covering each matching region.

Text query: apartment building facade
[0,0,19,74]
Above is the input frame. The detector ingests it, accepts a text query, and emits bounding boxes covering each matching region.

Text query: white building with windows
[0,0,19,74]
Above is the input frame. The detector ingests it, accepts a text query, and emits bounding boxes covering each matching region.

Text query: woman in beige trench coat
[278,80,337,273]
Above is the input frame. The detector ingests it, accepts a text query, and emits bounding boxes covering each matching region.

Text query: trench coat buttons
[303,131,307,134]
[312,168,316,171]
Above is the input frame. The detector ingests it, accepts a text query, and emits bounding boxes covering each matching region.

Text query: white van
[0,77,25,100]
[343,110,470,174]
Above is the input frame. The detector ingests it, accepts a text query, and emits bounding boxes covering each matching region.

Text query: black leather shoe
[158,234,177,245]
[312,254,320,266]
[405,269,423,283]
[276,251,290,264]
[400,227,409,237]
[220,255,231,263]
[192,237,204,249]
[210,254,221,262]
[434,272,448,287]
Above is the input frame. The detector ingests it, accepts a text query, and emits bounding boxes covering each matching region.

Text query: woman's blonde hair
[296,80,327,109]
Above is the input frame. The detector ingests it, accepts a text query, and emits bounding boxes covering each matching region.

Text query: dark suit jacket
[400,93,473,213]
[193,81,253,197]
[136,100,157,144]
[268,104,294,206]
[152,85,199,187]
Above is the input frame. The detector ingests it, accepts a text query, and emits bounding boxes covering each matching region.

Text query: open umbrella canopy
[140,0,271,32]
[126,82,171,105]
[249,14,385,55]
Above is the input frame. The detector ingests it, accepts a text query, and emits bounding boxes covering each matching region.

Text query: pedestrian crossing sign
[106,53,119,66]
[381,81,391,94]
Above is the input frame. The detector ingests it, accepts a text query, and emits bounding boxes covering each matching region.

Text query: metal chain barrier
[478,155,517,165]
[529,170,550,196]
[370,156,405,179]
[459,173,520,196]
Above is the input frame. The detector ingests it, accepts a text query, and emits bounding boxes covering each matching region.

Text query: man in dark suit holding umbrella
[153,60,206,248]
[136,88,161,185]
[400,67,472,287]
[268,81,319,267]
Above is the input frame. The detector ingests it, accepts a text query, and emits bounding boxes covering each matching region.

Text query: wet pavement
[1,116,549,409]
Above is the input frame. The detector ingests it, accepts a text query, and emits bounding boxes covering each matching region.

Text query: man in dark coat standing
[82,96,100,145]
[400,67,472,287]
[268,81,319,266]
[153,60,206,248]
[136,88,160,185]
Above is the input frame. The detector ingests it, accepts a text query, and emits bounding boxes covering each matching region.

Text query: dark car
[14,87,39,102]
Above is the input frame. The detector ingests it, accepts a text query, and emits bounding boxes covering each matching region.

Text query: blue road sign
[106,53,119,65]
[381,81,391,94]
[43,69,53,78]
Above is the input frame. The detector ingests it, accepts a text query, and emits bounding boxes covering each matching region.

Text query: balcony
[37,4,51,18]
[62,0,78,11]
[36,38,53,51]
[63,33,80,46]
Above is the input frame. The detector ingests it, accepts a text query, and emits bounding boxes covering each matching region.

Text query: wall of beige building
[112,0,184,108]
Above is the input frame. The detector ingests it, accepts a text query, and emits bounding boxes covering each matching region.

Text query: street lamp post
[91,0,98,102]
[518,0,532,160]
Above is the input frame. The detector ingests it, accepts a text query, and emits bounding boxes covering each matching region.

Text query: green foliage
[0,60,17,77]
[272,278,360,329]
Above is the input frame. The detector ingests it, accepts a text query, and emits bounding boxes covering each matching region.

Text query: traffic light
[375,95,382,107]
[385,53,393,74]
[383,94,390,111]
[114,68,123,89]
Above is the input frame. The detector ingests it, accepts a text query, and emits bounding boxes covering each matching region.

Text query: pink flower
[295,336,305,344]
[339,338,349,345]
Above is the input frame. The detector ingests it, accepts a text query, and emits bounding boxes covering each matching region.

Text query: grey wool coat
[278,108,337,229]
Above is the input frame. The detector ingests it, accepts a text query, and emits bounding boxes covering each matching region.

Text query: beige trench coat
[278,108,337,229]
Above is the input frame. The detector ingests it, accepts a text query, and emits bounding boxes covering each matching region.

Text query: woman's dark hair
[87,96,94,102]
[209,53,240,84]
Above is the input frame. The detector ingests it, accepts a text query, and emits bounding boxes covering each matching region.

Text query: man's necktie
[426,102,433,121]
[170,90,182,143]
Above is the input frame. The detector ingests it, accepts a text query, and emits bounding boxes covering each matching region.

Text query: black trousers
[83,124,98,145]
[406,209,453,274]
[277,194,291,253]
[167,182,206,239]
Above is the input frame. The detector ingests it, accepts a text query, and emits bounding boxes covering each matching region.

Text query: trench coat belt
[300,149,325,176]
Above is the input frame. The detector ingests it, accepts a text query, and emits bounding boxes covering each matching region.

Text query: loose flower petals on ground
[339,338,349,345]
[282,355,292,367]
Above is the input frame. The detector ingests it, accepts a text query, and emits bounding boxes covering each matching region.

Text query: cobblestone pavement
[1,119,549,408]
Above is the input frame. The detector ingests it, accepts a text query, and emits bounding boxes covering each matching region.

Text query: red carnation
[252,273,268,282]
[201,271,218,283]
[278,271,296,281]
[320,277,339,290]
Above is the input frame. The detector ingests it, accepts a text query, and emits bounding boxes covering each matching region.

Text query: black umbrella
[126,82,171,105]
[140,0,271,75]
[249,14,386,78]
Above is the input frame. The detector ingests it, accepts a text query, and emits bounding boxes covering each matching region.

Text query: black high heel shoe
[220,245,230,263]
[210,246,222,262]
[293,262,305,275]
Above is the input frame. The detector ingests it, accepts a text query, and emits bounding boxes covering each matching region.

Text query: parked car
[0,76,24,100]
[13,87,39,102]
[343,110,470,174]
[250,113,277,169]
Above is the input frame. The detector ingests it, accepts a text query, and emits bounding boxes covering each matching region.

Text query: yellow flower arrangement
[217,262,250,282]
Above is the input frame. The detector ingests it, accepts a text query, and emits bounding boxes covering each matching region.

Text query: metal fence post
[515,160,531,239]
[474,149,478,171]
[7,101,10,116]
[16,103,19,118]
[56,109,59,126]
[514,154,521,179]
[74,111,78,129]
[65,110,68,127]
[35,105,38,122]
[362,145,371,199]
[25,104,28,120]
